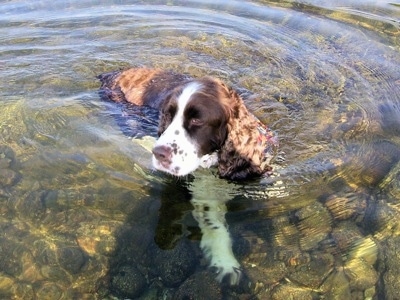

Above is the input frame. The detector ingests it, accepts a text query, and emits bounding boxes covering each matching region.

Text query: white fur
[200,152,219,168]
[152,82,217,176]
[152,82,242,284]
[191,197,242,285]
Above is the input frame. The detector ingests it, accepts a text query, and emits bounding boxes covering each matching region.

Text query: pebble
[152,240,198,287]
[271,281,314,300]
[110,265,147,299]
[35,282,64,300]
[57,246,86,274]
[174,270,223,300]
[295,202,332,251]
[287,252,334,289]
[0,238,23,277]
[344,257,378,291]
[16,190,47,222]
[381,237,400,299]
[0,169,20,187]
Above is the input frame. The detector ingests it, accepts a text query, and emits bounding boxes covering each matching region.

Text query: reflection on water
[1,0,400,298]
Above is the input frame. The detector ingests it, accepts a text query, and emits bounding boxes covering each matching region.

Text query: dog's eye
[190,118,203,126]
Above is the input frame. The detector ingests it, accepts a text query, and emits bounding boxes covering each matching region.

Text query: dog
[98,67,278,285]
[98,67,278,180]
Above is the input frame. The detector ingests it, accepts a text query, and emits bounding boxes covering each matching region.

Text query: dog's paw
[209,253,242,285]
[213,264,242,285]
[200,152,219,168]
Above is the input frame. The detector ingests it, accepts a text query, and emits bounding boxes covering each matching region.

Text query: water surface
[0,0,400,299]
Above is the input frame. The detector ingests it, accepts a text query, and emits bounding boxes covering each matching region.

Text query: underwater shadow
[96,99,252,298]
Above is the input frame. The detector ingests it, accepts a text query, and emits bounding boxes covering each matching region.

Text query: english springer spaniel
[98,67,278,180]
[98,67,278,285]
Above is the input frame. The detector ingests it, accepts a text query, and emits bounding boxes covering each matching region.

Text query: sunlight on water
[0,0,399,298]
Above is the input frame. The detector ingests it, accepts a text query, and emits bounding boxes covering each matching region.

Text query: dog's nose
[152,145,172,163]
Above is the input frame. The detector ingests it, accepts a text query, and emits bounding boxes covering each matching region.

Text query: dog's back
[98,68,191,109]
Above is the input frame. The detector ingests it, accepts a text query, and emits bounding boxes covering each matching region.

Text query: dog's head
[152,77,276,180]
[152,78,230,176]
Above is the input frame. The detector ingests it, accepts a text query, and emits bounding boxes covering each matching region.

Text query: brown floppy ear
[216,86,268,180]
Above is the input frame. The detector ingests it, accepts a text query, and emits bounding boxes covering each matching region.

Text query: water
[0,0,399,298]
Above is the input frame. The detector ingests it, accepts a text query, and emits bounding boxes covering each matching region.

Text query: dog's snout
[152,145,172,163]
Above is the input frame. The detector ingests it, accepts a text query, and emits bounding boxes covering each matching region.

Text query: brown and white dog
[98,67,277,180]
[98,67,278,285]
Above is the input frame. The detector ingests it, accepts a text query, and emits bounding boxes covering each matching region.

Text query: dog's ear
[216,87,267,180]
[218,149,263,180]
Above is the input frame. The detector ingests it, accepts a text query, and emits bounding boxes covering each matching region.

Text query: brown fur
[98,67,276,180]
[206,79,272,179]
[98,68,191,108]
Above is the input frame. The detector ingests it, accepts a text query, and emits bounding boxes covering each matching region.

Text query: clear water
[0,0,399,299]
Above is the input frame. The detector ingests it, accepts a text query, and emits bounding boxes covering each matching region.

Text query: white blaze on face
[152,82,213,176]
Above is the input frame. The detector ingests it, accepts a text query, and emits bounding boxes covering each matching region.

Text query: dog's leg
[191,195,242,285]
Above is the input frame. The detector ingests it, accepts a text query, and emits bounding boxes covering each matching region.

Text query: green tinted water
[0,0,399,298]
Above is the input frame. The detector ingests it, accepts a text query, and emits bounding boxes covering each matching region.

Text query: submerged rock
[152,240,198,287]
[287,252,334,289]
[322,268,352,299]
[271,281,315,300]
[295,202,332,251]
[35,282,64,300]
[0,169,19,187]
[174,270,223,300]
[0,238,24,277]
[344,257,378,291]
[57,246,86,275]
[0,145,21,197]
[380,236,400,299]
[325,194,360,220]
[15,190,47,222]
[110,265,147,299]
